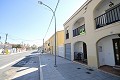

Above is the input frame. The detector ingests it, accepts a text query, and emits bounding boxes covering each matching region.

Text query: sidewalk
[40,54,120,80]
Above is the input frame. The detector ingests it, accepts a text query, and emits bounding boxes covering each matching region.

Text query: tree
[31,44,37,50]
[12,44,21,48]
[12,44,22,52]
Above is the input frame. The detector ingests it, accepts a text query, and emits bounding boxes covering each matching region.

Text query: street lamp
[38,1,57,67]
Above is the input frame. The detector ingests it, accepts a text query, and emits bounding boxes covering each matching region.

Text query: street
[0,51,40,80]
[0,52,120,80]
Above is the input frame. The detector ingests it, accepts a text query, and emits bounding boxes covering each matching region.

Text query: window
[66,27,69,39]
[73,24,85,37]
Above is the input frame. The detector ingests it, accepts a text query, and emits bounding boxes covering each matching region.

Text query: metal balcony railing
[95,4,120,29]
[73,24,85,37]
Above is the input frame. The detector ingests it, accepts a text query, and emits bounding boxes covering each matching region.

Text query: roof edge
[63,0,92,26]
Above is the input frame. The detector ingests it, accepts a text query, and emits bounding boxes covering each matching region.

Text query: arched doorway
[97,34,120,75]
[74,41,87,64]
[97,34,120,67]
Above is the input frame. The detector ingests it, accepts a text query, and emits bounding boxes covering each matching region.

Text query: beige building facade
[44,30,65,57]
[64,0,120,68]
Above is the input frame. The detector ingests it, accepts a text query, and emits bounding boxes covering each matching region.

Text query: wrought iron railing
[73,24,85,37]
[95,4,120,29]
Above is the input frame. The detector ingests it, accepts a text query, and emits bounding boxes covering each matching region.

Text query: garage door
[65,43,71,60]
[58,45,64,57]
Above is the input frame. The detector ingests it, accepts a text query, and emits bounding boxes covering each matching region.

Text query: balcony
[73,24,85,37]
[95,4,120,29]
[66,33,69,39]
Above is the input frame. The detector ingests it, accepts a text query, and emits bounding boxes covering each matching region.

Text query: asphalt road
[0,51,40,80]
[0,51,31,68]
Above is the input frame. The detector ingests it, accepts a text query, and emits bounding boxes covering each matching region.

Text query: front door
[83,42,87,59]
[65,43,71,60]
[113,38,120,65]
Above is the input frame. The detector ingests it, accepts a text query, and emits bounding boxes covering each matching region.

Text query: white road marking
[0,57,25,70]
[11,67,38,79]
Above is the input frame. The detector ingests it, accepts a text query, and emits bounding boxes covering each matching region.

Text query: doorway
[83,42,87,60]
[113,38,120,65]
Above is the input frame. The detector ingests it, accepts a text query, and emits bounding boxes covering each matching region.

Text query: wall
[58,45,64,57]
[57,30,64,57]
[74,42,83,53]
[97,35,119,66]
[73,18,85,29]
[57,30,64,46]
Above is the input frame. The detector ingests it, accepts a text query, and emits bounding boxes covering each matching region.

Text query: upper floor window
[48,43,50,46]
[73,24,85,37]
[66,27,69,39]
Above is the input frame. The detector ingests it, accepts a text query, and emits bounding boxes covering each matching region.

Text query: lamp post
[38,1,57,67]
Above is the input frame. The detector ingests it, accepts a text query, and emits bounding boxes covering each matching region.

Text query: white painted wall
[58,45,64,57]
[74,42,83,53]
[97,35,119,66]
[73,18,85,29]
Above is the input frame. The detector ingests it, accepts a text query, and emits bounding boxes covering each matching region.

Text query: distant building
[44,30,64,57]
[0,44,12,54]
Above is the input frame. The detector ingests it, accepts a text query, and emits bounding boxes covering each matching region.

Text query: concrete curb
[38,53,43,80]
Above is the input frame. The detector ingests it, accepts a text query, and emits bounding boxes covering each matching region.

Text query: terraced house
[64,0,120,71]
[44,30,64,57]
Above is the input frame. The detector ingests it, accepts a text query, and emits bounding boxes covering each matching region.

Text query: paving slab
[40,54,120,80]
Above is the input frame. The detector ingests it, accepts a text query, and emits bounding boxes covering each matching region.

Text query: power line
[43,0,60,39]
[44,15,54,39]
[54,0,60,12]
[8,34,42,41]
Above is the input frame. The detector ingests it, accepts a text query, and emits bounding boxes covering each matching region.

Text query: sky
[0,0,87,46]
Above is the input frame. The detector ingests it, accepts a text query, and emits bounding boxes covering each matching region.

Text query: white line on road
[0,57,25,70]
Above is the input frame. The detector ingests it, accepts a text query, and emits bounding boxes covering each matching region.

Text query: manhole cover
[77,68,81,69]
[33,61,37,63]
[86,68,94,71]
[86,72,91,74]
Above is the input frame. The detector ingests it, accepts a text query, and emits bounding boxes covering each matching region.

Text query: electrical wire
[43,0,60,39]
[44,15,54,39]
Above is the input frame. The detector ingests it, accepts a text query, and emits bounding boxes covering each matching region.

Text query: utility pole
[43,39,44,53]
[3,34,8,54]
[5,34,8,44]
[38,1,57,67]
[0,36,1,44]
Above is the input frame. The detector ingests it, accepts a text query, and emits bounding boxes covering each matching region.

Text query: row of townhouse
[44,30,64,57]
[44,0,120,69]
[64,0,120,68]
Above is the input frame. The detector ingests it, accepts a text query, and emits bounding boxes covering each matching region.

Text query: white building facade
[64,0,120,68]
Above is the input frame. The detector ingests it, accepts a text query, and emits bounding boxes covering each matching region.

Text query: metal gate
[65,43,71,60]
[58,45,64,57]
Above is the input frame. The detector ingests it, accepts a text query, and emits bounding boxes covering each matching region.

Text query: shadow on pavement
[12,56,33,67]
[11,52,40,80]
[12,69,39,80]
